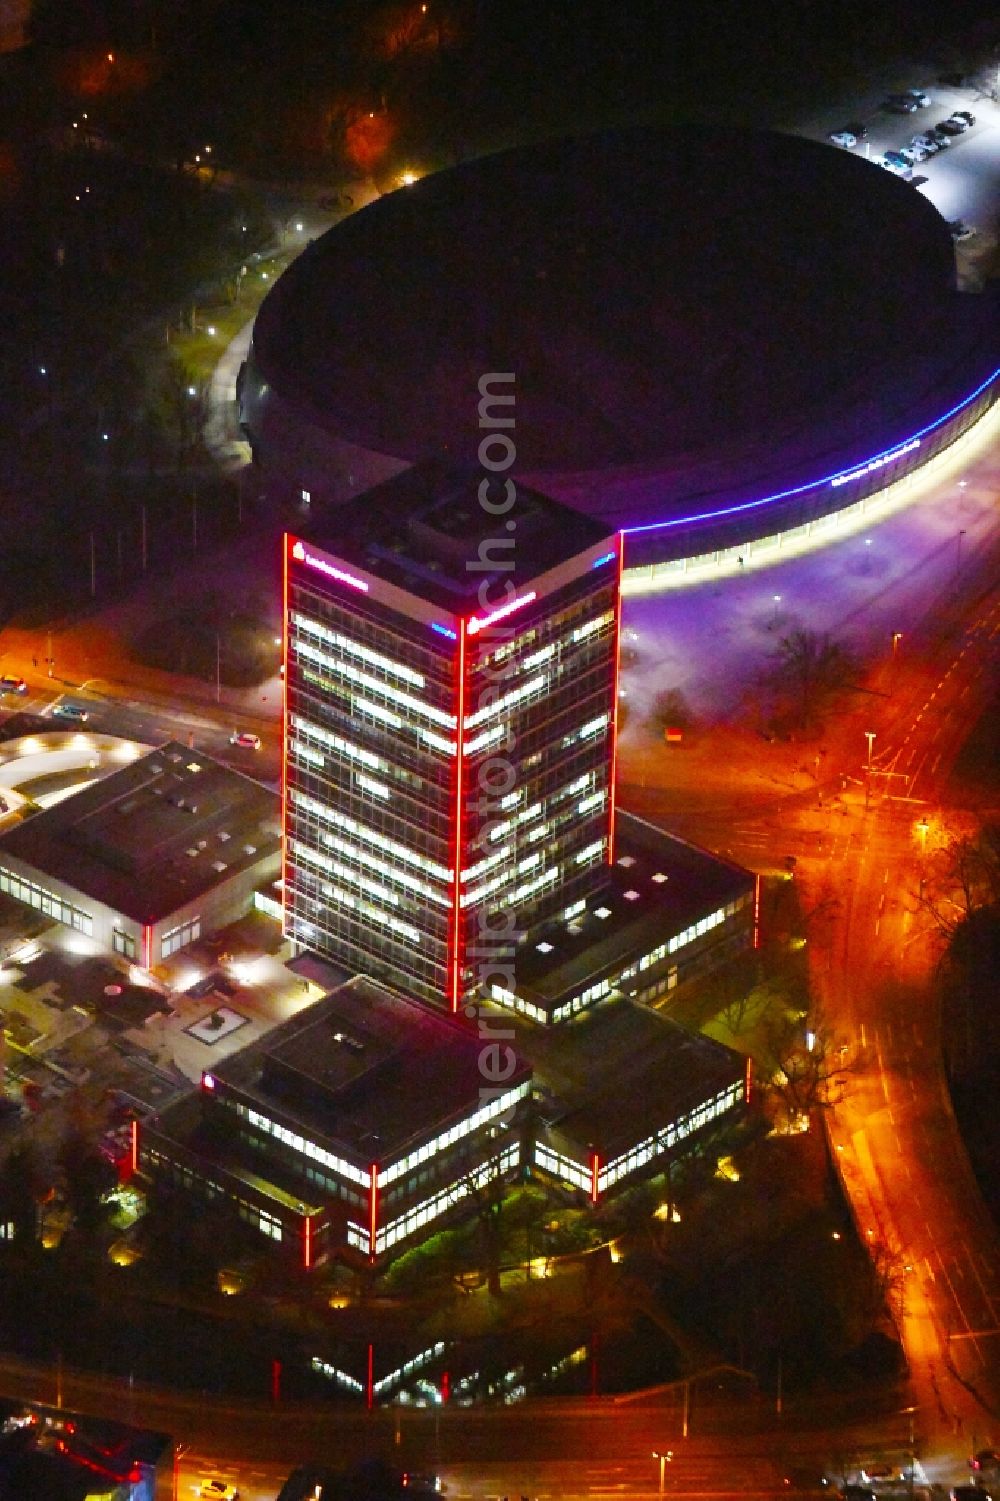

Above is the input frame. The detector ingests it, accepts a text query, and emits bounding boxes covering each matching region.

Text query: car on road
[860,1463,900,1484]
[936,116,969,134]
[952,110,975,126]
[971,1452,1000,1473]
[924,126,950,146]
[882,152,910,174]
[899,143,927,165]
[839,1487,877,1501]
[829,131,857,148]
[948,220,977,241]
[198,1481,240,1501]
[882,95,919,113]
[52,702,89,723]
[229,731,261,750]
[0,677,27,695]
[951,1488,993,1501]
[912,133,941,153]
[904,88,932,107]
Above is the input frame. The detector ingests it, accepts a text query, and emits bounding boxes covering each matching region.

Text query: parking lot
[799,72,1000,277]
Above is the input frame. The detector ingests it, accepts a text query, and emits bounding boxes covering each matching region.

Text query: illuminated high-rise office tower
[283,461,620,1010]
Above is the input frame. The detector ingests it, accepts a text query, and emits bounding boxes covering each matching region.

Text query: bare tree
[649,687,695,735]
[759,1011,858,1122]
[762,629,860,732]
[916,822,1000,941]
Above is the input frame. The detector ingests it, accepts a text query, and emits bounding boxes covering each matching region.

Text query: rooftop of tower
[301,458,615,614]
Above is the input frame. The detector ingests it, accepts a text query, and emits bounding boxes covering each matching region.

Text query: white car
[904,88,932,107]
[899,143,927,165]
[911,133,939,154]
[829,131,857,149]
[198,1482,240,1501]
[229,731,261,750]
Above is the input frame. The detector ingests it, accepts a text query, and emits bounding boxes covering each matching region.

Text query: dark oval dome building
[239,125,998,569]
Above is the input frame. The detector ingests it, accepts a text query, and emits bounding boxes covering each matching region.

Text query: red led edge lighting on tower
[130,1117,139,1176]
[590,1151,600,1204]
[303,1215,312,1271]
[753,872,761,950]
[141,923,152,971]
[281,535,291,936]
[466,589,536,636]
[745,1056,753,1105]
[448,621,468,1013]
[369,1162,379,1261]
[607,538,623,864]
[366,1342,374,1410]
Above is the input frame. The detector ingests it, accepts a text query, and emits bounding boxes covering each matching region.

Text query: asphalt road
[627,556,1000,1469]
[0,678,280,785]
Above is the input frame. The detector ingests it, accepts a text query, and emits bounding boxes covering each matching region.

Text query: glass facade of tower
[283,533,619,1009]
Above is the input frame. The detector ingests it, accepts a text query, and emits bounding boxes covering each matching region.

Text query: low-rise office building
[528,1000,749,1200]
[141,976,532,1266]
[482,810,755,1025]
[0,742,280,967]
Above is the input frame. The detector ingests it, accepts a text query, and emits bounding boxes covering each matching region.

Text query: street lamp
[771,593,782,627]
[653,1449,673,1495]
[864,730,876,811]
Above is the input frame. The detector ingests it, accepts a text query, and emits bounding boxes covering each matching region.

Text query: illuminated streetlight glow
[653,1450,674,1495]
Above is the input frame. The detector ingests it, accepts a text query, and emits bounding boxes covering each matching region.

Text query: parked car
[899,144,927,164]
[52,702,89,723]
[882,95,919,113]
[882,152,910,174]
[844,121,868,139]
[829,131,857,148]
[904,88,932,106]
[935,116,968,134]
[229,730,261,750]
[952,110,975,126]
[912,133,940,153]
[198,1481,240,1501]
[0,676,27,695]
[925,126,951,146]
[948,220,977,242]
[860,1464,900,1484]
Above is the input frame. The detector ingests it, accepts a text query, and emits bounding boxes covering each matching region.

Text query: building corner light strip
[282,534,290,936]
[467,590,537,635]
[449,622,468,1011]
[369,1163,379,1262]
[590,1151,600,1204]
[607,540,623,864]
